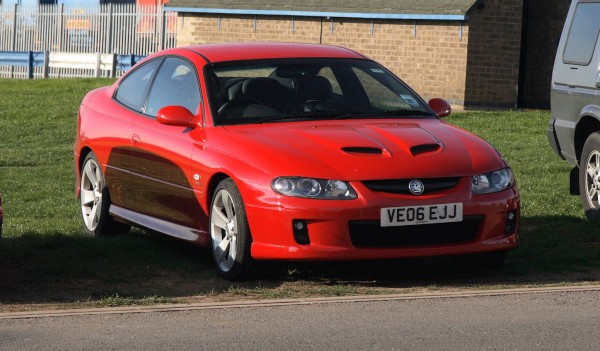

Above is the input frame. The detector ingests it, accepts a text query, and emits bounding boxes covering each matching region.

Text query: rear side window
[563,2,600,65]
[115,59,160,112]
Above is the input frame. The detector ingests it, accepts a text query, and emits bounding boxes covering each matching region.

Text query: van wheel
[579,133,600,220]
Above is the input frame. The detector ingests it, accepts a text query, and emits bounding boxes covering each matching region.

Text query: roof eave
[165,7,470,21]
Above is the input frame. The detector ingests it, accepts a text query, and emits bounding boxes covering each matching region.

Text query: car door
[107,58,162,211]
[128,56,207,240]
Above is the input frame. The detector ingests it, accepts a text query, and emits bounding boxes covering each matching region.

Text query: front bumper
[245,178,520,260]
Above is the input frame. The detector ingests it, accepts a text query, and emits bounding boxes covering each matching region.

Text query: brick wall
[320,19,469,103]
[521,0,571,108]
[464,0,524,108]
[177,0,524,108]
[178,14,469,105]
[177,14,320,45]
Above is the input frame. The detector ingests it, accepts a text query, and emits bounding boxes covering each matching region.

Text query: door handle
[596,72,600,88]
[131,134,141,145]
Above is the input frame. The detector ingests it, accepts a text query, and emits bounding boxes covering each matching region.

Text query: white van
[547,0,600,219]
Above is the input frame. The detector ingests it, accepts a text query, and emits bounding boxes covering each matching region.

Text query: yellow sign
[66,19,90,30]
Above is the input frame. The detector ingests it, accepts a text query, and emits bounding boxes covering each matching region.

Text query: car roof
[181,42,367,63]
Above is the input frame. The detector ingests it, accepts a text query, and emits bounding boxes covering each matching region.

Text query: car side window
[563,2,600,65]
[144,57,201,117]
[115,59,161,112]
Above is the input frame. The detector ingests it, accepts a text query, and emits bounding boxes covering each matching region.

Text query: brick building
[519,0,571,109]
[167,0,568,109]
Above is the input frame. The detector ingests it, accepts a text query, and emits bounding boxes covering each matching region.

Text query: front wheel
[80,152,130,237]
[210,178,254,280]
[579,133,600,221]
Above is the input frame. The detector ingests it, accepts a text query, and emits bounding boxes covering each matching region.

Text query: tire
[80,152,130,237]
[210,178,254,280]
[579,133,600,221]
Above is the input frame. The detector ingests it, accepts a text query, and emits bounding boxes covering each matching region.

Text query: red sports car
[74,43,519,279]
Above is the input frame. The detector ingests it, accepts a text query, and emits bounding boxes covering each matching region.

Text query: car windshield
[205,58,434,126]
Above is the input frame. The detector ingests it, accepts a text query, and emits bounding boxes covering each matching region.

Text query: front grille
[349,215,483,248]
[362,177,460,195]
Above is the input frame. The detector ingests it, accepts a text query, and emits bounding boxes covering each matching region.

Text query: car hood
[210,119,506,180]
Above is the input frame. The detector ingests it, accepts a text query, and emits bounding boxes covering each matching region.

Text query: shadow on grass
[284,215,600,287]
[0,215,599,305]
[0,230,227,304]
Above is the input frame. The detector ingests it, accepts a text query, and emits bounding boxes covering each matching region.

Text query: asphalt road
[1,288,599,350]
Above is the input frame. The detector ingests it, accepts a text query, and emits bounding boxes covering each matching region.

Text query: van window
[563,2,600,65]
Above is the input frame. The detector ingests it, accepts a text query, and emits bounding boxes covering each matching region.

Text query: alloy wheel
[80,157,103,231]
[211,188,238,273]
[585,150,600,209]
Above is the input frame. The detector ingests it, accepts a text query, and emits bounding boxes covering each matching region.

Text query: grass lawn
[0,79,599,311]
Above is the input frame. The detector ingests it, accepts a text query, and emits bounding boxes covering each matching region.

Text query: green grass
[0,79,599,310]
[91,294,177,308]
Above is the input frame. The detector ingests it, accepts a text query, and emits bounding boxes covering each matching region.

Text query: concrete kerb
[2,285,600,320]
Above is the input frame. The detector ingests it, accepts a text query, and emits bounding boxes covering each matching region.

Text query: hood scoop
[341,146,383,155]
[410,143,441,156]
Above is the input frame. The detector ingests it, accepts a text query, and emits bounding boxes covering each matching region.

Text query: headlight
[471,168,515,194]
[272,177,358,199]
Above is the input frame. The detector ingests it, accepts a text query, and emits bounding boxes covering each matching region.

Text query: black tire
[579,133,600,221]
[209,178,255,280]
[79,152,130,237]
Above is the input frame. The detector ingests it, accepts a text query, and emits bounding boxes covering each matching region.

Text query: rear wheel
[80,152,130,237]
[579,133,600,220]
[210,178,254,280]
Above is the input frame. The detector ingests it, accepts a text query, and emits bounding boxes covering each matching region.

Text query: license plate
[380,203,463,227]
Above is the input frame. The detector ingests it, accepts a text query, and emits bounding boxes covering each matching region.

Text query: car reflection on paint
[74,43,520,280]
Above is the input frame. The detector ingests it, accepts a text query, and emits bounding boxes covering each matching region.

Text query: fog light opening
[504,210,517,235]
[292,219,310,245]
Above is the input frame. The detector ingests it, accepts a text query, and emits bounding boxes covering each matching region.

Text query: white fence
[0,3,178,78]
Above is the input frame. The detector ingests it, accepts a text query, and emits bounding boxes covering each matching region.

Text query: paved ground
[1,286,599,350]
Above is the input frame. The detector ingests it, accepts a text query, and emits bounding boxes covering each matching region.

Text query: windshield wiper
[260,111,368,123]
[259,109,433,123]
[259,115,315,123]
[382,109,435,117]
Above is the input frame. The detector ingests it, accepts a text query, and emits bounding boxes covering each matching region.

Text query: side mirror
[428,98,452,118]
[156,105,200,128]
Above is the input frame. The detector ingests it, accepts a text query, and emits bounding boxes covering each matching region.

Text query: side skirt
[109,205,210,246]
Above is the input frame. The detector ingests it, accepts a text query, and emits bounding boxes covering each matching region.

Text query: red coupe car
[74,43,519,279]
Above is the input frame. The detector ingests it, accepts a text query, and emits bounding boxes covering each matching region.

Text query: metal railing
[0,3,177,78]
[0,50,146,78]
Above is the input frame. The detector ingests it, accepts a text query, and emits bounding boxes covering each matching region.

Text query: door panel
[128,56,206,233]
[103,58,162,210]
[129,121,204,229]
